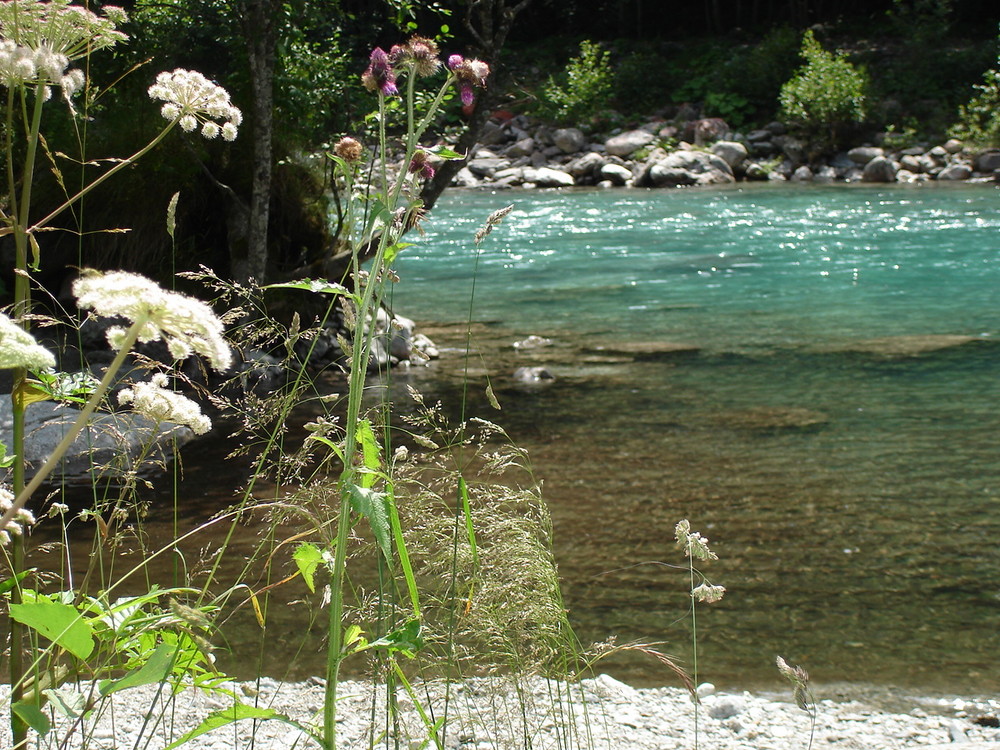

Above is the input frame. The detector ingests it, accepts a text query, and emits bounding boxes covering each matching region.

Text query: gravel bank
[2,675,998,749]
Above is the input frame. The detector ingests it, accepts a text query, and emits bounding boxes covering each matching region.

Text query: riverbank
[4,674,999,749]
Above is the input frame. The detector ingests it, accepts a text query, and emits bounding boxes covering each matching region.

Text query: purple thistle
[459,82,474,107]
[362,47,398,96]
[447,54,464,70]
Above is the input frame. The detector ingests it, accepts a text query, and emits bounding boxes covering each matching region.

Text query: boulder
[605,129,655,157]
[814,165,837,182]
[643,150,734,187]
[513,366,555,383]
[681,117,730,145]
[710,140,748,169]
[478,120,508,146]
[774,135,806,164]
[848,146,884,165]
[899,154,923,173]
[552,127,586,154]
[791,165,813,181]
[505,137,535,158]
[566,151,606,180]
[522,166,575,187]
[466,157,510,178]
[452,167,479,187]
[0,399,195,485]
[943,138,963,154]
[937,162,972,181]
[862,156,897,183]
[599,163,633,185]
[974,150,1000,173]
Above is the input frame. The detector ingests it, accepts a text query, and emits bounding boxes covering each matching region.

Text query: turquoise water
[392,184,1000,693]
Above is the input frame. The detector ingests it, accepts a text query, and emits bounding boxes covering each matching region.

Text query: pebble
[2,676,999,749]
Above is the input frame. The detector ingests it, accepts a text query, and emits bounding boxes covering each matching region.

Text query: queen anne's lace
[0,485,35,546]
[72,270,232,372]
[148,69,242,141]
[118,373,211,435]
[0,312,55,370]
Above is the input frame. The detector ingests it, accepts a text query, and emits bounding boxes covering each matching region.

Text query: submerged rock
[833,334,980,357]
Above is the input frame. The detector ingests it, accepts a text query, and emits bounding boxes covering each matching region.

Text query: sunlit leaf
[293,543,324,594]
[346,483,391,562]
[99,643,176,695]
[368,619,423,658]
[42,687,87,719]
[264,279,351,297]
[9,600,94,659]
[12,702,50,736]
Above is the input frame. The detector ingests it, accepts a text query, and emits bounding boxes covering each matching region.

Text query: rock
[477,120,508,146]
[566,151,605,180]
[643,150,733,187]
[682,117,730,145]
[466,157,510,178]
[0,399,195,485]
[504,137,535,158]
[899,154,923,172]
[791,165,813,181]
[705,695,745,720]
[974,150,1000,172]
[834,334,979,357]
[814,165,838,182]
[746,129,771,142]
[452,166,479,187]
[410,333,439,361]
[862,155,897,182]
[522,167,575,187]
[512,335,553,350]
[710,140,748,169]
[604,129,655,157]
[512,366,555,383]
[848,146,884,164]
[774,135,806,164]
[552,127,586,154]
[696,683,716,699]
[238,351,286,396]
[943,138,964,154]
[937,162,972,180]
[744,162,769,180]
[584,341,699,360]
[599,163,633,185]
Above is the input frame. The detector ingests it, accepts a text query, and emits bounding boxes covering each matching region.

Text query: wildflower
[675,519,718,561]
[0,484,35,546]
[72,270,232,372]
[448,54,490,106]
[333,136,363,163]
[394,35,441,78]
[148,69,242,141]
[118,372,211,435]
[0,312,56,370]
[361,47,397,96]
[408,149,435,180]
[691,583,726,603]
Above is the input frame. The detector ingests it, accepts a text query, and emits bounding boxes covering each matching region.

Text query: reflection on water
[25,185,1000,695]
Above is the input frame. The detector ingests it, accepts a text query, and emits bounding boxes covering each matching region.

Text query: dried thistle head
[333,136,363,163]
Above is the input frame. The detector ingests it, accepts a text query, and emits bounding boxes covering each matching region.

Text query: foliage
[538,39,614,127]
[950,48,1000,146]
[779,30,869,149]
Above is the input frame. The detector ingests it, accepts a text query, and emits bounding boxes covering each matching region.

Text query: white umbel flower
[118,373,211,435]
[148,69,241,141]
[675,518,719,561]
[0,484,35,546]
[691,583,726,603]
[0,312,56,370]
[72,270,232,372]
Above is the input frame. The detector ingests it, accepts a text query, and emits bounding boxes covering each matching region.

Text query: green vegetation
[778,30,869,150]
[950,46,1000,145]
[538,40,615,126]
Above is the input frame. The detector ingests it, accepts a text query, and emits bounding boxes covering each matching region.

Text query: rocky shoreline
[3,674,999,749]
[449,114,1000,190]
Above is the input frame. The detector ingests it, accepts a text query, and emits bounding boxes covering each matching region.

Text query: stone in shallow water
[584,341,700,361]
[834,334,979,357]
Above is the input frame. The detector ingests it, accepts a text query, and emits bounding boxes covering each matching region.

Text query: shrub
[779,29,869,149]
[950,49,1000,146]
[539,40,614,126]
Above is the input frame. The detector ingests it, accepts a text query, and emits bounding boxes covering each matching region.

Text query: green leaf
[292,542,324,593]
[346,483,391,562]
[357,419,381,489]
[383,241,411,266]
[99,643,177,696]
[162,702,320,750]
[12,379,51,409]
[264,279,351,297]
[12,701,50,736]
[9,601,94,659]
[368,619,423,658]
[42,687,87,719]
[0,569,31,596]
[425,145,465,160]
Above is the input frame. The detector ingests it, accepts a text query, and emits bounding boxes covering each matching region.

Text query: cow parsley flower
[0,312,56,370]
[0,484,35,546]
[118,372,211,435]
[148,69,242,141]
[72,270,232,372]
[691,583,726,603]
[675,518,718,561]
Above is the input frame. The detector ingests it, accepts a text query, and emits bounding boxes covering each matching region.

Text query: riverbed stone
[566,151,606,179]
[791,165,813,181]
[552,127,586,154]
[523,166,575,187]
[605,129,655,157]
[974,150,1000,172]
[711,140,749,169]
[943,138,964,154]
[848,145,884,164]
[599,163,633,185]
[937,162,973,180]
[466,156,510,178]
[862,155,897,182]
[505,137,535,157]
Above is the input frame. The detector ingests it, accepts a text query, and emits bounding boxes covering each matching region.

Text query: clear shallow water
[390,184,1000,693]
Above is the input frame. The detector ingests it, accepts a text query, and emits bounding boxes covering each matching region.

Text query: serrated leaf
[9,600,94,659]
[346,483,391,562]
[13,701,50,736]
[292,542,324,594]
[99,643,176,696]
[264,279,351,297]
[368,619,423,658]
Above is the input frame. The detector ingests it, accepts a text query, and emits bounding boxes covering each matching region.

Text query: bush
[779,30,869,149]
[950,50,1000,146]
[539,40,614,126]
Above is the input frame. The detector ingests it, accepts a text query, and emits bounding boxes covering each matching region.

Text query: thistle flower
[448,54,490,106]
[361,47,397,96]
[333,136,363,163]
[148,69,242,141]
[72,270,232,372]
[0,485,35,546]
[0,312,56,370]
[675,518,718,561]
[118,372,211,435]
[394,35,441,78]
[408,149,435,180]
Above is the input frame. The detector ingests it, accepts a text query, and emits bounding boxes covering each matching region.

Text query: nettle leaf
[346,483,391,562]
[357,419,382,489]
[368,619,423,658]
[293,542,324,593]
[9,600,94,659]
